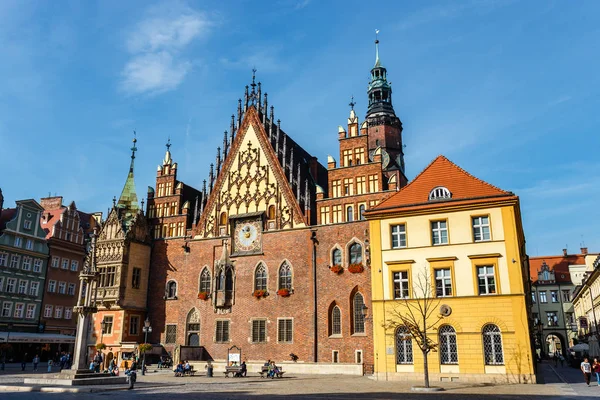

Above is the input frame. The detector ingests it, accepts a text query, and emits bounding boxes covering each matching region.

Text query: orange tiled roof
[41,208,66,239]
[371,155,514,213]
[529,254,586,284]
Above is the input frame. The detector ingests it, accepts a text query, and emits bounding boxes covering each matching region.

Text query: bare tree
[384,270,445,388]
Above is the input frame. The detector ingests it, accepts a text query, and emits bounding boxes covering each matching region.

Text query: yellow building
[365,155,535,384]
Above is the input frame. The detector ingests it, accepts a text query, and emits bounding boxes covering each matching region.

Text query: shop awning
[0,332,75,344]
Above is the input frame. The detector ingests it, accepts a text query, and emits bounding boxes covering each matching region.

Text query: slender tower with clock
[366,32,408,188]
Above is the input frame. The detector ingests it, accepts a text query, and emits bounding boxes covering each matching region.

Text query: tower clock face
[233,219,262,253]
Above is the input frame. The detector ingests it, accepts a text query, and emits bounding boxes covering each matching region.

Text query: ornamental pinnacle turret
[366,30,407,186]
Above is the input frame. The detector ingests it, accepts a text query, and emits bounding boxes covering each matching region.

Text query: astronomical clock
[232,215,263,255]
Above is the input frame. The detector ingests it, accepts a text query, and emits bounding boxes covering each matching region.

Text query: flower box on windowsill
[330,265,344,274]
[348,263,364,273]
[277,288,292,297]
[197,292,210,301]
[253,290,268,299]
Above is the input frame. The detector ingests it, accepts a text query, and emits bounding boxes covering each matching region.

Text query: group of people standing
[18,351,71,372]
[580,357,600,386]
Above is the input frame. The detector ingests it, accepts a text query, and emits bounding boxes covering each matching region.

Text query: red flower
[197,292,209,300]
[330,265,344,274]
[348,264,364,273]
[277,288,291,297]
[253,290,267,298]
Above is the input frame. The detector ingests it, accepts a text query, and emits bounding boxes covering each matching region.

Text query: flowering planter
[330,265,344,274]
[277,288,291,297]
[348,264,364,273]
[253,290,267,299]
[95,343,106,350]
[197,292,210,301]
[138,343,153,353]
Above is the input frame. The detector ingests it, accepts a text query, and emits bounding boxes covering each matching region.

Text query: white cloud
[120,2,211,96]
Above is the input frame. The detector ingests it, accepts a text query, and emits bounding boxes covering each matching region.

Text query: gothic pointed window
[346,206,354,222]
[255,263,267,291]
[349,243,363,265]
[278,262,292,290]
[186,308,201,346]
[332,248,342,267]
[330,305,342,336]
[166,281,177,299]
[352,292,365,334]
[199,268,211,294]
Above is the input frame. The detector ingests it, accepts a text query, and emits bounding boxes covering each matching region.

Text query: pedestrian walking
[559,353,565,367]
[21,353,28,371]
[582,357,592,386]
[47,359,53,372]
[33,354,39,371]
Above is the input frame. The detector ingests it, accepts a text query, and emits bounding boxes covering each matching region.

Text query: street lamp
[536,321,545,360]
[100,319,107,344]
[141,317,152,376]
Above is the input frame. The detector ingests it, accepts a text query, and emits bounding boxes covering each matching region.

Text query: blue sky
[0,0,598,257]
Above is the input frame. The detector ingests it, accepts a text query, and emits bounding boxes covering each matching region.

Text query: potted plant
[277,288,291,297]
[330,265,344,274]
[95,343,106,351]
[138,343,153,353]
[348,263,364,273]
[253,289,267,298]
[197,291,210,301]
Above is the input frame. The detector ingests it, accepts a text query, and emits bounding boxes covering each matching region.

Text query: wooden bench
[223,366,242,378]
[258,366,285,378]
[174,366,196,377]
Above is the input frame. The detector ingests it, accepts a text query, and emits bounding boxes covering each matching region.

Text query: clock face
[234,220,262,253]
[381,149,390,169]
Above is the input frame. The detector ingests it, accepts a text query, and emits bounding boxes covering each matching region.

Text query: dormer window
[429,186,452,201]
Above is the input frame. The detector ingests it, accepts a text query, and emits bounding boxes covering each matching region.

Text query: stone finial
[263,93,268,124]
[230,115,236,144]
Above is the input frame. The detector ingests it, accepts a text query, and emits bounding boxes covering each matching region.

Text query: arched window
[346,206,353,222]
[255,264,267,291]
[219,212,227,226]
[186,308,200,346]
[439,325,458,364]
[395,326,413,364]
[166,281,177,299]
[216,266,234,291]
[352,292,365,334]
[331,306,342,336]
[199,268,211,293]
[359,204,366,220]
[268,205,276,220]
[279,262,292,290]
[332,248,342,266]
[429,186,452,201]
[482,324,504,365]
[349,243,363,265]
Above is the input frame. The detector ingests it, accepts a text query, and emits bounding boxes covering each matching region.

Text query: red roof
[41,208,66,239]
[529,255,586,284]
[369,155,514,214]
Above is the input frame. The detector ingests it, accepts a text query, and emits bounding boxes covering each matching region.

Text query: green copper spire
[116,133,140,229]
[374,29,381,67]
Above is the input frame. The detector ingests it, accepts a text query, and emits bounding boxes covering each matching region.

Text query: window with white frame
[71,260,79,271]
[551,290,559,303]
[482,324,504,365]
[25,239,33,250]
[52,257,59,268]
[33,259,42,273]
[278,318,293,343]
[391,224,407,248]
[22,257,32,271]
[539,291,547,303]
[439,325,458,364]
[353,293,365,334]
[48,280,57,293]
[26,304,36,319]
[252,319,267,343]
[429,186,451,201]
[0,252,7,266]
[395,326,413,364]
[64,307,72,320]
[278,262,292,290]
[531,292,537,304]
[18,280,28,294]
[54,306,63,319]
[68,283,76,296]
[10,255,20,268]
[547,311,559,326]
[14,303,24,318]
[0,276,3,291]
[44,305,53,318]
[58,281,66,294]
[61,259,69,269]
[254,264,267,291]
[199,268,211,294]
[477,266,496,295]
[393,271,409,299]
[29,282,39,296]
[435,268,452,297]
[562,290,571,302]
[472,216,491,242]
[24,220,32,229]
[6,278,16,293]
[431,221,448,245]
[332,248,342,267]
[331,306,341,336]
[103,316,113,334]
[14,237,22,248]
[1,302,12,317]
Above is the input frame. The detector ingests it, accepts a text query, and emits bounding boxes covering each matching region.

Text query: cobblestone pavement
[0,362,580,399]
[539,359,600,398]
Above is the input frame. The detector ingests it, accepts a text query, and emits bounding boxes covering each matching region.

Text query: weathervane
[166,136,171,151]
[349,95,356,111]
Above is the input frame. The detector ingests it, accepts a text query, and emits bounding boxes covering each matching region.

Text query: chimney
[581,247,589,255]
[562,248,568,257]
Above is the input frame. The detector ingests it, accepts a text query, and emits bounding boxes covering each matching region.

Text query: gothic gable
[99,208,125,241]
[195,107,306,238]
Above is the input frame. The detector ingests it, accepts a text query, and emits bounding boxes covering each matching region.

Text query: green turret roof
[116,136,140,230]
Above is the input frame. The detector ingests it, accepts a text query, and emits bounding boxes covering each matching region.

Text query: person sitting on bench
[234,361,247,377]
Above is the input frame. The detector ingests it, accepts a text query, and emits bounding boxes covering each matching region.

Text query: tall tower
[366,32,407,187]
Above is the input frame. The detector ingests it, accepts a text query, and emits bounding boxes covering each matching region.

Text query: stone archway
[546,332,566,356]
[186,308,201,346]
